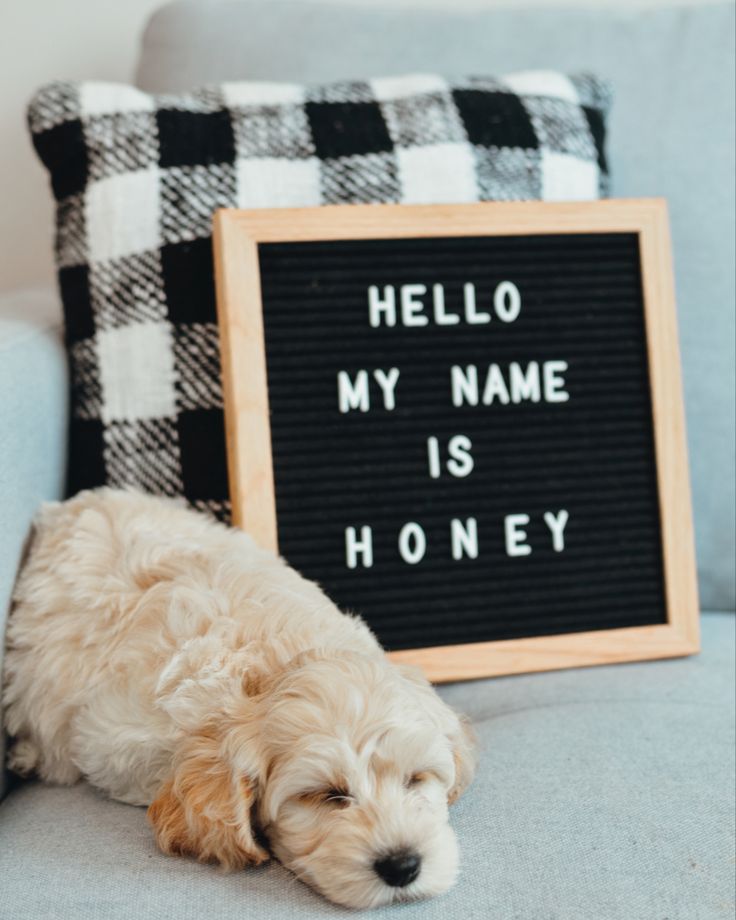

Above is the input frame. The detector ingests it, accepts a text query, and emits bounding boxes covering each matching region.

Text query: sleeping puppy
[3,488,476,909]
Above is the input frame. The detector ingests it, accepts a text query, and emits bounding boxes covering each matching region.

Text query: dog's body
[3,489,475,908]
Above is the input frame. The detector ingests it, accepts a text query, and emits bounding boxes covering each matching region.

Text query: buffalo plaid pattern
[29,72,611,520]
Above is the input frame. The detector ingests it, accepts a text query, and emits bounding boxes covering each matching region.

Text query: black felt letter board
[256,233,667,652]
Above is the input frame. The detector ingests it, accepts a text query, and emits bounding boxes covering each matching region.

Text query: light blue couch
[1,2,734,918]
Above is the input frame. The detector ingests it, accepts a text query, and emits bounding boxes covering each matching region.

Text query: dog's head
[148,646,476,909]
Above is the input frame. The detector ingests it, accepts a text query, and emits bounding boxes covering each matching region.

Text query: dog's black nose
[373,850,422,887]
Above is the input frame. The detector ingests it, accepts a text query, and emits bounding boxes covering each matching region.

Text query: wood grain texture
[217,199,679,242]
[637,204,701,652]
[389,622,697,683]
[213,210,278,551]
[212,200,700,682]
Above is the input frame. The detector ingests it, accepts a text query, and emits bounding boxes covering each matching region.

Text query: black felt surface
[258,233,667,651]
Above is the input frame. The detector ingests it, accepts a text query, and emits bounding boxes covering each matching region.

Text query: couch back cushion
[136,0,736,611]
[138,0,736,609]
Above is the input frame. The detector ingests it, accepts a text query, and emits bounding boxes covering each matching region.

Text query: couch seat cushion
[1,612,733,920]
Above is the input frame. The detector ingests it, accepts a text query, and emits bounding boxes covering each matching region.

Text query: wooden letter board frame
[213,199,699,682]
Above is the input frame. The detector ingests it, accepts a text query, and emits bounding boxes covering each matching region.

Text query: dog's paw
[7,738,40,776]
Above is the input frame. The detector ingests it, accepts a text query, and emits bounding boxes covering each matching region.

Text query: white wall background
[0,0,722,294]
[1,0,163,293]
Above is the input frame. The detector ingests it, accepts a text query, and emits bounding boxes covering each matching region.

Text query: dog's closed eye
[324,787,354,807]
[299,787,354,808]
[405,770,438,789]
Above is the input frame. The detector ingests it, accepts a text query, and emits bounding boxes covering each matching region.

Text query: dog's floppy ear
[148,729,269,869]
[396,662,478,804]
[447,715,477,804]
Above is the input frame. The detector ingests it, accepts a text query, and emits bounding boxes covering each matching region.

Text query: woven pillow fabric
[28,72,611,520]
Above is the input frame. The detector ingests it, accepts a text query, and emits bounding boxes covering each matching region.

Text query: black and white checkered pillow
[29,72,611,521]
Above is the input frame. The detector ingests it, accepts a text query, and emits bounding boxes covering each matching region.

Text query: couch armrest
[0,286,68,798]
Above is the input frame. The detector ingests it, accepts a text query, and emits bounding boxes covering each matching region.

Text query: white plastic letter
[494,281,521,322]
[505,514,531,557]
[543,510,569,552]
[432,284,459,325]
[400,284,429,327]
[373,368,400,410]
[337,370,369,413]
[509,361,541,403]
[447,434,474,478]
[451,365,479,407]
[427,436,441,479]
[451,517,479,560]
[543,361,569,403]
[398,522,427,565]
[368,285,396,327]
[482,364,511,405]
[345,526,374,568]
[464,282,491,324]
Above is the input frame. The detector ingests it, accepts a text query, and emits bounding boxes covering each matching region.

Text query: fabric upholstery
[0,287,67,799]
[27,73,610,524]
[1,611,733,919]
[136,0,736,612]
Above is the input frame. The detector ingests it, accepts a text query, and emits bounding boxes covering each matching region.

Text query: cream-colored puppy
[3,488,475,908]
